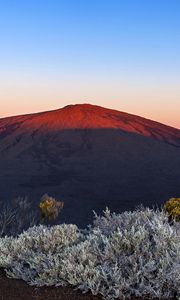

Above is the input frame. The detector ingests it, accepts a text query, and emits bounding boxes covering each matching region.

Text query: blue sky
[0,0,179,127]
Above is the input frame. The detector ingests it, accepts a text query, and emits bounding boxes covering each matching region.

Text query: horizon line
[0,103,179,131]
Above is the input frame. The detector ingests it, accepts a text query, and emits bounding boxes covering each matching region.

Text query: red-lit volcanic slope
[0,104,180,226]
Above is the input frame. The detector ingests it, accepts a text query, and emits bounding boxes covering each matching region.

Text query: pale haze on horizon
[0,1,179,129]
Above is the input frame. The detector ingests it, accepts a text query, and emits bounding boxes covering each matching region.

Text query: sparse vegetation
[0,197,39,237]
[0,207,179,300]
[0,194,64,237]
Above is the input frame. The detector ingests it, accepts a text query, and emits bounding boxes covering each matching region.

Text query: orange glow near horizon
[0,1,180,130]
[0,74,179,129]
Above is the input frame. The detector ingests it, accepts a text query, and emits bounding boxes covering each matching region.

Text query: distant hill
[0,103,180,227]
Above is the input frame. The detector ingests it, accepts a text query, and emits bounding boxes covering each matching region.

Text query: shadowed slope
[0,104,180,226]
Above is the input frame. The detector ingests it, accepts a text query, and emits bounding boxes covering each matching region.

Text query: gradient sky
[0,0,179,128]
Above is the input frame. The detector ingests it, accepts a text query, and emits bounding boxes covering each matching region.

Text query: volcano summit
[0,104,180,226]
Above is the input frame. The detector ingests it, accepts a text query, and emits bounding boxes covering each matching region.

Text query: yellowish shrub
[39,194,64,221]
[164,197,180,221]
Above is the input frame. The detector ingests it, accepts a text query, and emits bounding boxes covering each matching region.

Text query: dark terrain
[0,268,102,300]
[0,268,176,300]
[0,103,180,227]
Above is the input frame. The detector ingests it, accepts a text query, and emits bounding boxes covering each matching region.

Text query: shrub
[0,207,179,299]
[0,224,84,283]
[164,198,180,222]
[0,194,64,237]
[39,194,64,222]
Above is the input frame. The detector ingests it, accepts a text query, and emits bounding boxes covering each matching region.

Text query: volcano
[0,103,180,226]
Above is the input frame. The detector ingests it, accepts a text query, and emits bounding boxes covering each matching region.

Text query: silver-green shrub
[0,208,179,300]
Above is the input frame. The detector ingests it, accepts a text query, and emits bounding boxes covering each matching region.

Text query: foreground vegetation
[0,194,64,237]
[0,207,179,300]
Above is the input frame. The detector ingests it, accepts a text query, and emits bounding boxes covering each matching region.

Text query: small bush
[164,197,180,222]
[39,194,64,222]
